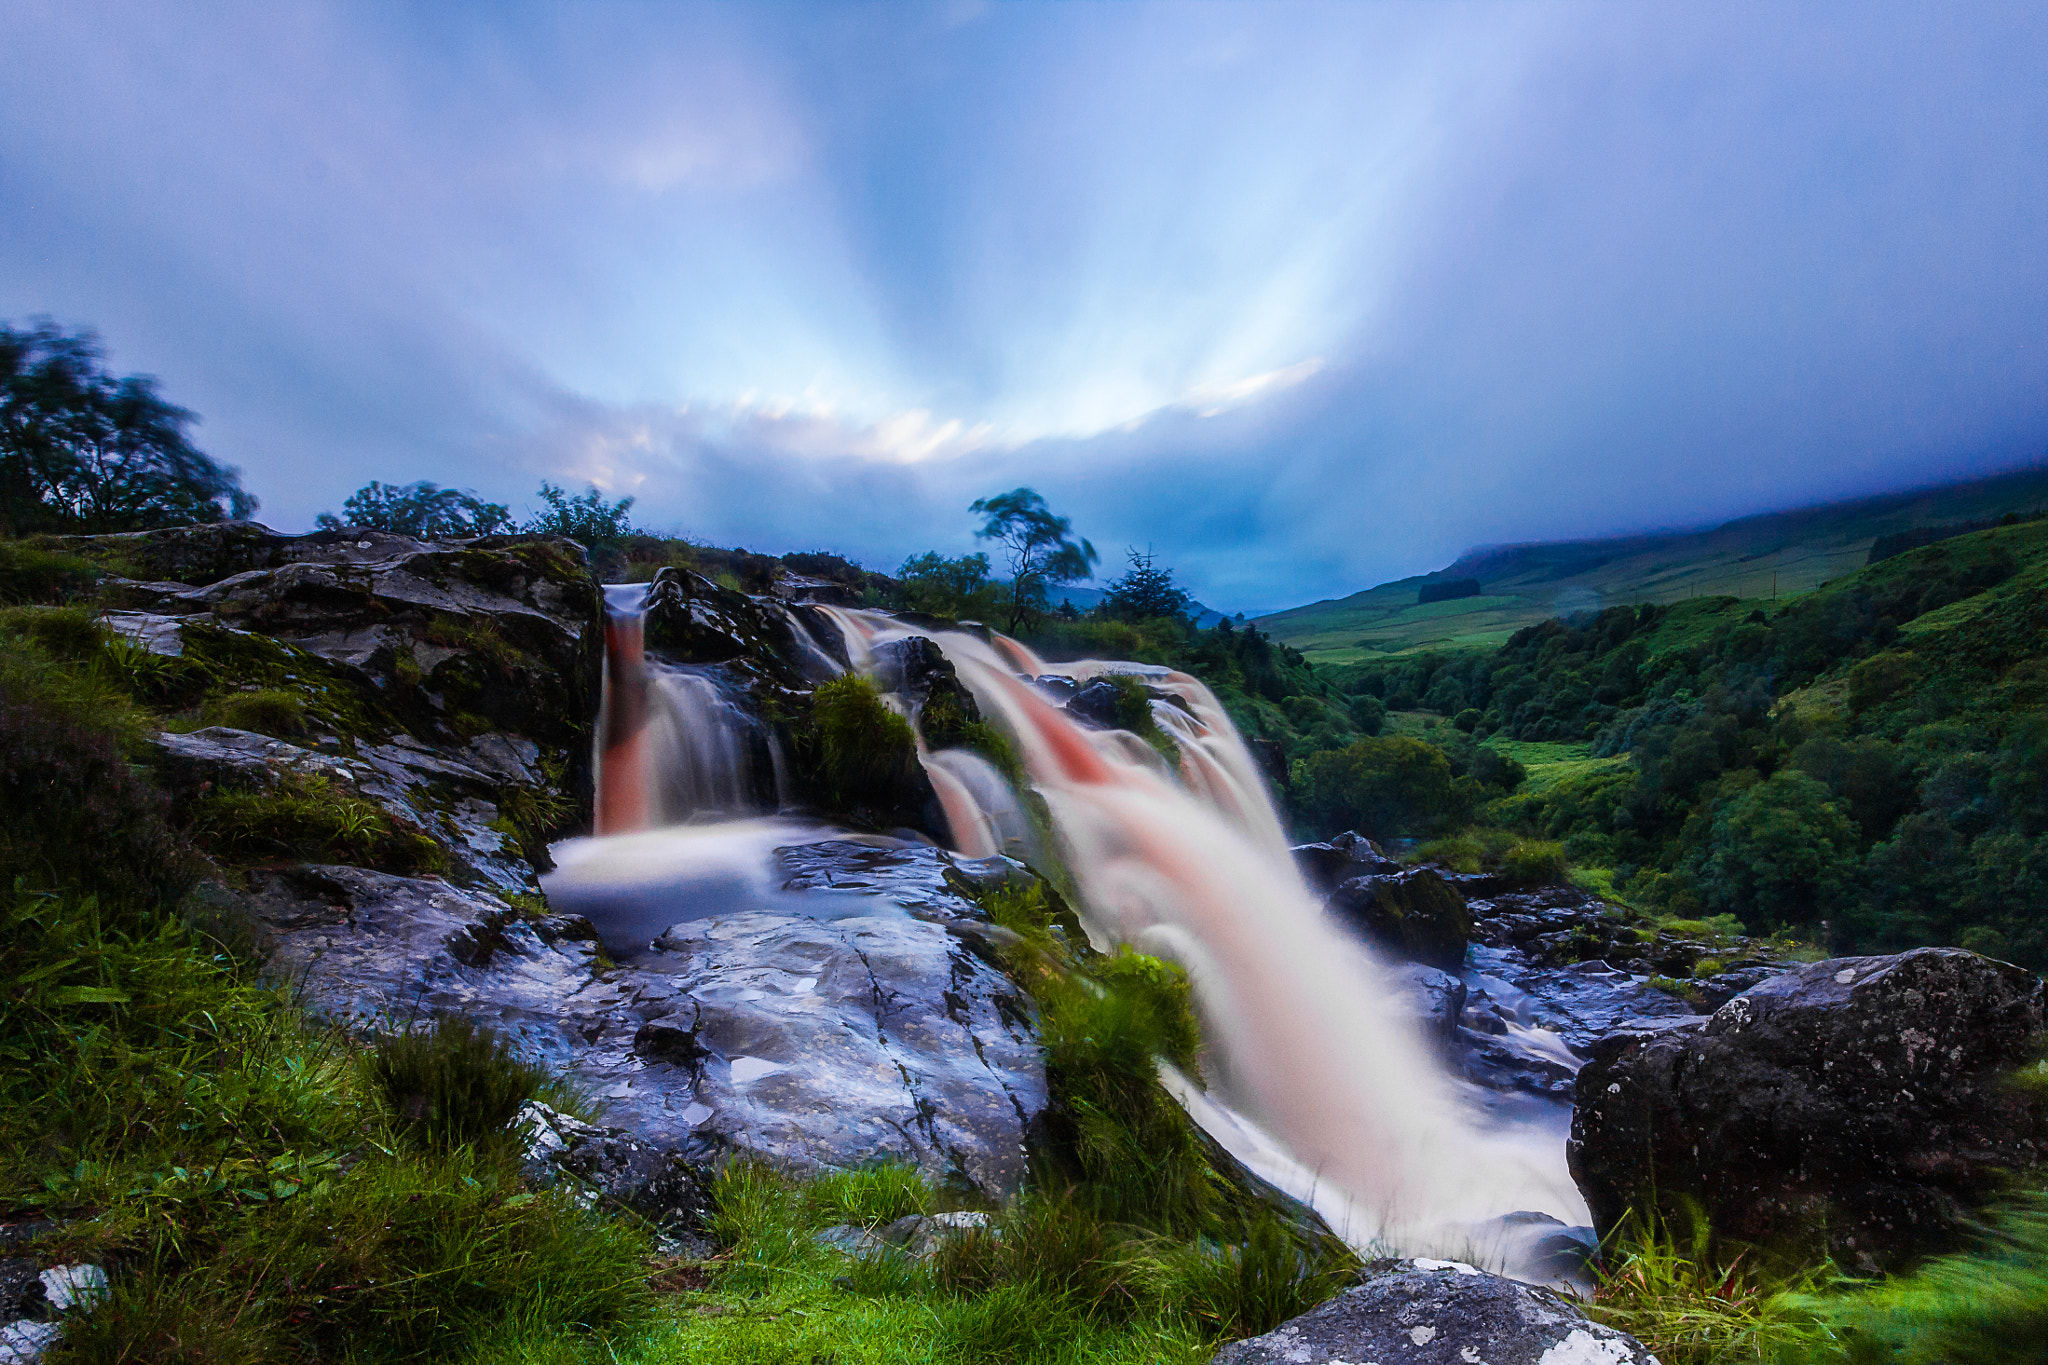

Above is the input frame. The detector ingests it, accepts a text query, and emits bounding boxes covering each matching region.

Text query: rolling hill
[1258,464,2048,663]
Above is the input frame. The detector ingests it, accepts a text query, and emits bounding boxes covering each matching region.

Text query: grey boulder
[1213,1259,1656,1364]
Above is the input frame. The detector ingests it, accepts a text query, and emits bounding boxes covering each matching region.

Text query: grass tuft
[366,1014,560,1153]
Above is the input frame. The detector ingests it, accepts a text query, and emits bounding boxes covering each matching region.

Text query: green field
[1258,465,2048,663]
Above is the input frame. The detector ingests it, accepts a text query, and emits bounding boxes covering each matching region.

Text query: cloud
[3,1,2046,613]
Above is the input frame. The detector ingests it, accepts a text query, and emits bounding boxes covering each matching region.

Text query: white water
[584,589,1588,1272]
[813,607,1588,1263]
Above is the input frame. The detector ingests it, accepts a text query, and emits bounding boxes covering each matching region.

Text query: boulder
[1291,832,1401,895]
[1569,947,2048,1272]
[1388,963,1468,1044]
[1212,1258,1656,1365]
[870,635,982,748]
[1326,868,1471,971]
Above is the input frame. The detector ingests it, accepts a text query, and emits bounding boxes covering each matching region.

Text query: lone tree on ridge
[969,487,1098,634]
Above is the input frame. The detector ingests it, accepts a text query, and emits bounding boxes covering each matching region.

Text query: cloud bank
[3,1,2045,610]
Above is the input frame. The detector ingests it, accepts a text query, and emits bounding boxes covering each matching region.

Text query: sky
[4,2,2048,613]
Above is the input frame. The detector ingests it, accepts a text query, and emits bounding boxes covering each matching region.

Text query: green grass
[3,888,653,1365]
[623,1156,1348,1365]
[1586,1215,1840,1365]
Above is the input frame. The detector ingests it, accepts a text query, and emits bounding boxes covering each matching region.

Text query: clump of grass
[7,886,653,1365]
[805,673,922,821]
[0,659,201,907]
[959,717,1025,787]
[1587,1213,1838,1365]
[0,539,100,603]
[188,769,445,873]
[202,686,308,737]
[803,1159,933,1227]
[63,1148,653,1365]
[1128,1216,1359,1341]
[1781,1195,2048,1364]
[366,1014,560,1153]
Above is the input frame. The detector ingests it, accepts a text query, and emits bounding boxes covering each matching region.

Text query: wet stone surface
[1212,1258,1656,1364]
[242,845,1048,1200]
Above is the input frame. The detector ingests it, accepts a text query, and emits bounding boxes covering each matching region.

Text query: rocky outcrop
[1292,832,1401,896]
[1569,947,2047,1272]
[870,635,982,748]
[1326,868,1472,971]
[73,523,604,886]
[1213,1258,1656,1365]
[240,844,1049,1200]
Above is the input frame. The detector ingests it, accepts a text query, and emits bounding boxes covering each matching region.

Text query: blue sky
[4,2,2047,612]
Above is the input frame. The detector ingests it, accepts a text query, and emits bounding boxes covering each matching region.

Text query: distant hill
[1257,464,2048,663]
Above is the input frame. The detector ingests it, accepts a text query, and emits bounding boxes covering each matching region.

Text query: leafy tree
[1696,771,1859,932]
[1348,694,1386,736]
[969,487,1099,634]
[316,480,512,539]
[1099,548,1191,623]
[1292,735,1468,840]
[0,318,254,533]
[523,481,636,544]
[896,550,1001,620]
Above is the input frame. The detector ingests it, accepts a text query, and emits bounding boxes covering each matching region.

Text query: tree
[968,487,1098,634]
[1,318,255,534]
[317,480,512,539]
[1099,547,1191,623]
[523,482,637,544]
[896,550,1000,620]
[1697,771,1858,933]
[1292,735,1468,840]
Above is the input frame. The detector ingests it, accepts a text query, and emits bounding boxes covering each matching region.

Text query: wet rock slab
[243,845,1047,1199]
[1213,1258,1656,1364]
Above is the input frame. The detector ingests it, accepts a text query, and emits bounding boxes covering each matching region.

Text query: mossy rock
[1324,868,1472,970]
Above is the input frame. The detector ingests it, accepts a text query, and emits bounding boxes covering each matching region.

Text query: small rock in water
[1211,1258,1656,1364]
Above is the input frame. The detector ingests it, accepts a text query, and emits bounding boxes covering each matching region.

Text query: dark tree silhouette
[0,318,254,533]
[318,480,513,539]
[1099,547,1191,622]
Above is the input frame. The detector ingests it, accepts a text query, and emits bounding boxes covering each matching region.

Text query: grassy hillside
[1260,464,2048,662]
[1324,514,2048,962]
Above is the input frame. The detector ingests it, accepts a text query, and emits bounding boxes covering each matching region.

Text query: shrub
[203,687,307,738]
[1348,693,1386,735]
[1292,735,1468,840]
[365,1014,556,1152]
[1501,838,1569,886]
[0,669,197,907]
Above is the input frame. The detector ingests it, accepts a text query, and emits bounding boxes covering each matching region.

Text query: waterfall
[815,606,1589,1263]
[584,588,1588,1271]
[594,584,781,833]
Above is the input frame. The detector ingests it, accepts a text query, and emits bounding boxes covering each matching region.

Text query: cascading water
[813,606,1589,1265]
[571,586,1589,1275]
